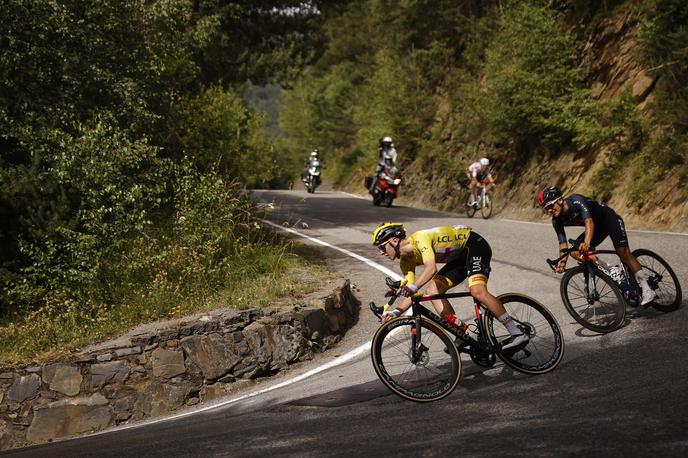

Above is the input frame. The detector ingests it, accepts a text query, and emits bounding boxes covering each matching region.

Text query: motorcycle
[304,160,322,193]
[368,163,402,207]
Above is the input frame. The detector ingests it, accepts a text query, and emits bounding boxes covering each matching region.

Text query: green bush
[479,1,596,149]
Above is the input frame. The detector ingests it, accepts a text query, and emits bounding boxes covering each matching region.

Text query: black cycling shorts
[573,206,629,249]
[437,232,492,288]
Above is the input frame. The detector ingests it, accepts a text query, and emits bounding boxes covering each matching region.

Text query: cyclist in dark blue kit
[536,186,656,305]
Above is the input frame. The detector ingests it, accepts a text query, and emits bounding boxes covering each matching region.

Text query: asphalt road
[6,190,687,457]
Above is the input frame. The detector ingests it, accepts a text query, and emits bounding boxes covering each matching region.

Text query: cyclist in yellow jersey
[372,222,528,350]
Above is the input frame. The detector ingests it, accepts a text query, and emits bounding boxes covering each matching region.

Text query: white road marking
[263,220,400,278]
[340,191,368,200]
[500,218,687,236]
[90,220,401,435]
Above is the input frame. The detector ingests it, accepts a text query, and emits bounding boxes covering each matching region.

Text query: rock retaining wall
[0,280,360,450]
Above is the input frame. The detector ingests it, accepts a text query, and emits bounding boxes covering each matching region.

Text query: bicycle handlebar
[369,277,402,318]
[545,239,591,270]
[369,277,483,318]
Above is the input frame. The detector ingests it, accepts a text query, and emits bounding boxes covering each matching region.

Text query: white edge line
[259,190,687,236]
[91,220,401,435]
[264,220,401,279]
[500,218,688,237]
[339,191,368,200]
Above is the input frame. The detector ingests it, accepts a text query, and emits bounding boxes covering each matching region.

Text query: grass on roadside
[0,241,332,367]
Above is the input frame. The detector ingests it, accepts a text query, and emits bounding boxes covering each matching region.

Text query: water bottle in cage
[609,265,625,284]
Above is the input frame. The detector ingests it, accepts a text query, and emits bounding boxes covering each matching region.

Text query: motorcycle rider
[467,157,494,206]
[302,149,322,185]
[369,136,398,193]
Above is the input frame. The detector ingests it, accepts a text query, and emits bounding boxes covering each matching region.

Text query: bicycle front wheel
[633,249,682,312]
[485,294,564,374]
[371,317,461,402]
[466,202,476,218]
[481,192,493,219]
[561,265,626,332]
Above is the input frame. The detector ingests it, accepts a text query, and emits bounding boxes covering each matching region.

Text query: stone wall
[0,280,360,450]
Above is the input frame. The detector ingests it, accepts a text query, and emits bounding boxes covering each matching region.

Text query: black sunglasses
[543,201,558,210]
[377,241,391,253]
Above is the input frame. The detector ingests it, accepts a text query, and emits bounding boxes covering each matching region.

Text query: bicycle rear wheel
[632,249,682,312]
[371,317,461,402]
[485,294,564,374]
[561,265,626,332]
[481,192,493,219]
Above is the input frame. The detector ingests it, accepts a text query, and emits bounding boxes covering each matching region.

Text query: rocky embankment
[0,280,360,450]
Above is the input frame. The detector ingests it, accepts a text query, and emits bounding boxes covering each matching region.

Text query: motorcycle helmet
[479,157,490,167]
[381,136,393,148]
[536,186,563,208]
[310,149,319,157]
[372,222,406,246]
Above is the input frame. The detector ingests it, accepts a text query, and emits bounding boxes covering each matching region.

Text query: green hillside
[276,0,688,228]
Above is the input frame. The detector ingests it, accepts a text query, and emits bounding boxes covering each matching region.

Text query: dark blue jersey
[552,194,607,244]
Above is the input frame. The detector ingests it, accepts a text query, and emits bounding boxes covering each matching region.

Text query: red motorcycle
[367,163,402,207]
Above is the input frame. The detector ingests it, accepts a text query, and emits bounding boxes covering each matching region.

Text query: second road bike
[547,239,682,333]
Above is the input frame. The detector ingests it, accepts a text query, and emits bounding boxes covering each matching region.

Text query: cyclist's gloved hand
[381,308,401,322]
[397,284,418,297]
[555,260,566,274]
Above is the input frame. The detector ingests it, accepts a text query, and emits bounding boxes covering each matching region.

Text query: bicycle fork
[583,264,601,304]
[410,315,428,364]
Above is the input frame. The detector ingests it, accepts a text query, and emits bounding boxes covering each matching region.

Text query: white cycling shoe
[641,288,657,306]
[502,333,529,351]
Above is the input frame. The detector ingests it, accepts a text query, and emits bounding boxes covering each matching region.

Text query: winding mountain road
[7,190,687,457]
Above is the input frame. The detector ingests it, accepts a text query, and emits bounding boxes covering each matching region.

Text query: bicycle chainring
[469,345,496,367]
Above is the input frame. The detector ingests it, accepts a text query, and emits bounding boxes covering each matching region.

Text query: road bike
[547,240,682,333]
[466,182,494,219]
[369,278,564,402]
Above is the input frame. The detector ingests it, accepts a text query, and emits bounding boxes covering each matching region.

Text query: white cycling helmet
[479,157,490,167]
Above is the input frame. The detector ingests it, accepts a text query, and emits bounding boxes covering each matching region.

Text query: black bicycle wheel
[561,265,626,333]
[633,249,682,312]
[481,192,493,219]
[466,202,476,218]
[371,317,461,402]
[484,294,564,374]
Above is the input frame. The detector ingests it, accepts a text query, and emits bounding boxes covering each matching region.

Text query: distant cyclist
[371,222,528,350]
[536,186,656,305]
[467,157,494,207]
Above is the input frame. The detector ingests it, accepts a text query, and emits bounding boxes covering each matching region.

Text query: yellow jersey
[400,225,471,284]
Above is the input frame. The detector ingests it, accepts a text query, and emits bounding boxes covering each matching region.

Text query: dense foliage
[0,0,326,361]
[278,0,687,204]
[634,0,688,203]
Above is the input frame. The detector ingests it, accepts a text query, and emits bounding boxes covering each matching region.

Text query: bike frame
[376,291,496,363]
[548,245,644,304]
[468,182,493,208]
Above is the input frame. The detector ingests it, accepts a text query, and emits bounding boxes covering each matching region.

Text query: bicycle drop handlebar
[369,277,402,319]
[546,238,592,270]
